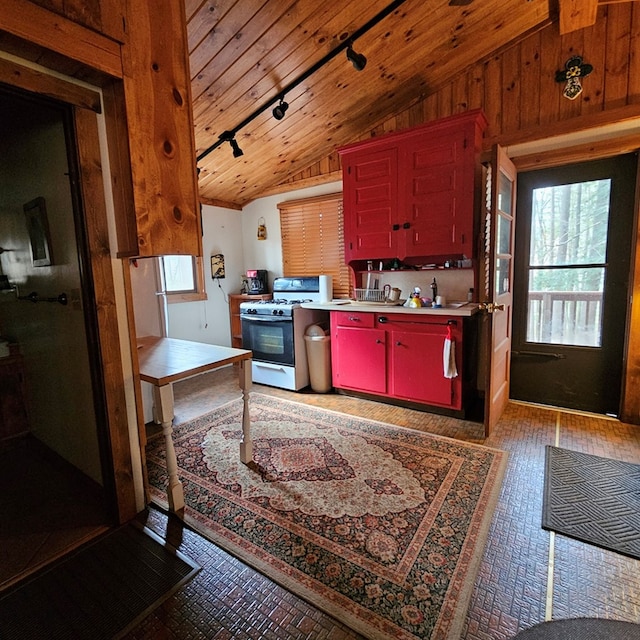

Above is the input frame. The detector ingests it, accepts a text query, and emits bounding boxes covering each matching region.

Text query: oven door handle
[241,315,291,322]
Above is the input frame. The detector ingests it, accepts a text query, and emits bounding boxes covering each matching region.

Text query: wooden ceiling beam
[558,0,598,34]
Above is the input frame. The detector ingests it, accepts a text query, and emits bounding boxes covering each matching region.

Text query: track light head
[272,97,289,120]
[219,131,243,158]
[229,138,243,158]
[346,45,367,71]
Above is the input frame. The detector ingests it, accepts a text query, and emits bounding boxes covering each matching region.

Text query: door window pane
[496,258,510,295]
[530,179,610,267]
[497,212,511,255]
[497,170,512,215]
[526,267,604,346]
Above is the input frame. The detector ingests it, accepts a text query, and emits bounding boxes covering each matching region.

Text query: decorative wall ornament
[257,217,267,240]
[555,56,593,100]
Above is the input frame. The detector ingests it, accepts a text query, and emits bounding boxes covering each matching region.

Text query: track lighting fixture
[346,45,367,71]
[197,0,409,164]
[219,131,244,158]
[272,97,289,120]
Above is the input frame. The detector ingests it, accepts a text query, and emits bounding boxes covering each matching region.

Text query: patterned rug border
[149,393,508,640]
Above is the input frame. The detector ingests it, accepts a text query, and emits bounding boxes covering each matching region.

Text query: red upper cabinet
[342,146,399,262]
[339,110,487,263]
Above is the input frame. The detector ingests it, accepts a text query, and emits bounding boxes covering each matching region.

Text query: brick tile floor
[127,369,640,639]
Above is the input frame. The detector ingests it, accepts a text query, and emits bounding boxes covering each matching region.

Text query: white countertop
[301,301,480,317]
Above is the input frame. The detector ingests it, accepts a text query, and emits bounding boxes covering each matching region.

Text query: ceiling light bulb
[272,98,289,120]
[346,46,367,71]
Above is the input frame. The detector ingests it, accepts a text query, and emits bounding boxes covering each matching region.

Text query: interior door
[510,154,636,415]
[482,145,517,435]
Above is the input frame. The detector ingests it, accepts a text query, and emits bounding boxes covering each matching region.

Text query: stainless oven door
[241,315,295,366]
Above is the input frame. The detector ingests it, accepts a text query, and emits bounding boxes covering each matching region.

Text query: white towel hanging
[443,326,458,379]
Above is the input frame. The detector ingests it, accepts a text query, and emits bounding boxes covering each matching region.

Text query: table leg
[239,358,253,463]
[153,383,184,512]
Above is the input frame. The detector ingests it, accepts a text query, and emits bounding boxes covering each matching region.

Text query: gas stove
[240,276,325,316]
[239,276,330,391]
[240,297,314,316]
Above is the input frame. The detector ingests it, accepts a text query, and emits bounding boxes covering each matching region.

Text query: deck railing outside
[527,291,602,346]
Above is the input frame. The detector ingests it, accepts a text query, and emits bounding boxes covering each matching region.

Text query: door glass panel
[530,180,611,266]
[496,258,510,295]
[497,213,511,255]
[497,170,512,214]
[526,267,604,346]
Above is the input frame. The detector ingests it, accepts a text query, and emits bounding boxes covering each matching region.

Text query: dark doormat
[0,522,200,639]
[512,617,640,639]
[542,446,640,560]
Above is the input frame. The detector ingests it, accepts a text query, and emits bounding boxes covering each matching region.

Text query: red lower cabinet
[332,324,387,394]
[331,311,463,411]
[389,323,461,409]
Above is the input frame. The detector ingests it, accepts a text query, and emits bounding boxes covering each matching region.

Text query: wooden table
[137,336,252,512]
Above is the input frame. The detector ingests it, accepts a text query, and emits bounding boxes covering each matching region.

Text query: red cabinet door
[389,321,462,409]
[403,125,475,259]
[342,146,399,262]
[332,325,387,393]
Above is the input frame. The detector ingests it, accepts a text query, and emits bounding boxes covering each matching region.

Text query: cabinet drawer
[332,311,375,328]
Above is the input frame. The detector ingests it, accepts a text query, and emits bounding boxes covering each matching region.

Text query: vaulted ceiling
[186,0,607,208]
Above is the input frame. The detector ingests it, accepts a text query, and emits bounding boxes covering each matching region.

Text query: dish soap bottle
[408,287,422,308]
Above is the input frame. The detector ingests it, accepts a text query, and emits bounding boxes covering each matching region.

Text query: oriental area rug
[147,394,508,640]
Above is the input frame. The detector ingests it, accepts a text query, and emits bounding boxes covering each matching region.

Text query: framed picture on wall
[23,197,53,267]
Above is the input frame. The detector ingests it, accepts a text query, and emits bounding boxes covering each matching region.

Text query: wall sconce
[257,217,267,240]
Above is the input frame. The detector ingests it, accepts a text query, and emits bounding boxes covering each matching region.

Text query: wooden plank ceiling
[186,0,596,207]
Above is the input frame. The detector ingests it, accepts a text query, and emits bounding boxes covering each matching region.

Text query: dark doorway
[0,86,110,588]
[510,154,637,415]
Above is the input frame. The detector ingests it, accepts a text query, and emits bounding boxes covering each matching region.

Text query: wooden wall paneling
[483,55,502,138]
[519,32,542,130]
[580,9,608,114]
[74,106,137,523]
[467,61,485,112]
[121,0,202,257]
[502,44,522,134]
[627,4,640,103]
[538,21,563,128]
[0,0,122,78]
[437,83,454,120]
[407,101,424,129]
[621,158,640,424]
[423,91,440,124]
[604,3,633,110]
[452,72,470,113]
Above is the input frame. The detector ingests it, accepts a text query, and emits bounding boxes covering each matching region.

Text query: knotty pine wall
[283,4,640,424]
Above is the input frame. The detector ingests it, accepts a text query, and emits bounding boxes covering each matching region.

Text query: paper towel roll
[319,275,333,303]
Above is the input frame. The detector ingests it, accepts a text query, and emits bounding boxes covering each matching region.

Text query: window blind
[278,193,350,298]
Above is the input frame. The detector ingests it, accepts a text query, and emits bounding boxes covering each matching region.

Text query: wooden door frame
[0,59,138,523]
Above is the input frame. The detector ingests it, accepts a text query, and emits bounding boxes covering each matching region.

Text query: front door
[510,154,637,415]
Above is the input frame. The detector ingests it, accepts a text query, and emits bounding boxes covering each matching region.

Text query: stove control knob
[272,309,278,316]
